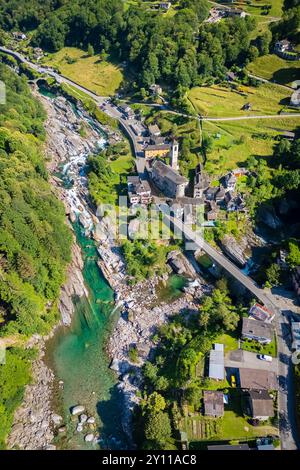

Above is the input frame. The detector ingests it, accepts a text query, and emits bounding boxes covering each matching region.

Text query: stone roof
[146,144,170,151]
[148,124,161,135]
[249,390,274,418]
[203,391,224,417]
[242,318,273,342]
[152,160,188,185]
[239,368,278,390]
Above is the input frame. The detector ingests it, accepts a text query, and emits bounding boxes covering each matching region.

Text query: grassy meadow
[44,47,124,96]
[202,116,300,175]
[188,82,294,118]
[247,54,300,87]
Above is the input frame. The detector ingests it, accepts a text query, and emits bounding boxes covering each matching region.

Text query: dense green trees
[0,64,71,337]
[0,348,33,448]
[122,240,170,283]
[0,0,258,89]
[0,63,72,447]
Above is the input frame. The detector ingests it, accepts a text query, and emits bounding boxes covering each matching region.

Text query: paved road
[225,349,278,374]
[247,73,294,91]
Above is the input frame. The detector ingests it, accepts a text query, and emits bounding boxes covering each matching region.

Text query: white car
[258,354,272,362]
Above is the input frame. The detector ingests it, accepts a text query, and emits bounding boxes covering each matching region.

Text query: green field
[189,82,293,118]
[247,54,300,87]
[44,47,124,96]
[202,116,300,175]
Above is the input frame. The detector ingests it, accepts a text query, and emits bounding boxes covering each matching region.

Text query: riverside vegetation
[0,64,72,448]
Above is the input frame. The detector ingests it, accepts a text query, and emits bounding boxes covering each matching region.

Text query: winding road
[1,45,299,450]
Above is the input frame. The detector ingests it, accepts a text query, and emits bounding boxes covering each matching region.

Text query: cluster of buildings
[196,167,248,222]
[202,302,277,428]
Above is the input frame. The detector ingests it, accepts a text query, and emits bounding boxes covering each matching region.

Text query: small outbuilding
[203,391,224,417]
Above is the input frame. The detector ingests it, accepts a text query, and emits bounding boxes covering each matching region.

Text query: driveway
[225,349,278,373]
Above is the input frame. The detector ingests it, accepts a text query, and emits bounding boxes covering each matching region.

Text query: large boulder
[220,235,249,268]
[257,205,282,230]
[71,405,85,416]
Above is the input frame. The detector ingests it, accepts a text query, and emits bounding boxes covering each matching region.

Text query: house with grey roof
[148,124,161,137]
[239,368,278,391]
[242,318,273,344]
[203,391,224,417]
[193,164,210,199]
[248,389,274,420]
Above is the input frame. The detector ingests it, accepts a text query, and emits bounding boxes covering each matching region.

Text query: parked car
[231,375,236,387]
[258,354,272,362]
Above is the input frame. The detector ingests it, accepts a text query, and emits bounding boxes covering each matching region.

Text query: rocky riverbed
[7,334,59,450]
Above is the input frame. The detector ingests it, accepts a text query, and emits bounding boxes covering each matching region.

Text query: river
[40,87,129,450]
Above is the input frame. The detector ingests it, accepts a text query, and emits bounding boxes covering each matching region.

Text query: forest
[0,63,72,448]
[0,0,269,90]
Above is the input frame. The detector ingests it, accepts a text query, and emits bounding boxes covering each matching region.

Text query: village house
[159,2,171,10]
[242,318,273,344]
[209,343,224,381]
[151,160,188,198]
[290,89,300,107]
[249,303,275,323]
[205,186,219,201]
[203,391,224,417]
[215,186,226,204]
[206,201,218,221]
[148,124,161,137]
[239,368,278,390]
[277,249,289,269]
[119,104,135,119]
[33,47,44,60]
[193,163,210,199]
[248,390,274,421]
[127,176,152,206]
[275,39,291,54]
[232,167,248,178]
[226,8,246,18]
[226,71,237,82]
[225,193,246,212]
[224,172,237,192]
[149,84,162,95]
[12,31,27,41]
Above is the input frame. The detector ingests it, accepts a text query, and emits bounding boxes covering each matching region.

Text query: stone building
[151,160,188,198]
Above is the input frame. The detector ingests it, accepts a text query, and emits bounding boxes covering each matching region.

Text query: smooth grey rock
[84,433,94,442]
[71,405,85,415]
[79,414,88,423]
